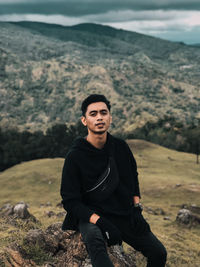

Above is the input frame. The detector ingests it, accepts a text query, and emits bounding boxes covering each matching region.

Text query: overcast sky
[0,0,200,44]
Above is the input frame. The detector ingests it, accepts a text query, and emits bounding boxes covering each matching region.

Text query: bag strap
[83,139,116,195]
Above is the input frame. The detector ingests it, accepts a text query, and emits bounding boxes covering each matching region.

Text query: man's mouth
[96,123,105,126]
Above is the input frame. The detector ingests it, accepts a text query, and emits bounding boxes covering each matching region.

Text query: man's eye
[101,111,108,115]
[90,112,96,116]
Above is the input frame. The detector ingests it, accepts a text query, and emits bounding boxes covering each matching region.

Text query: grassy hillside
[0,140,200,266]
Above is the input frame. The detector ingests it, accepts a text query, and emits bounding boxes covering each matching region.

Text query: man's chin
[91,130,106,135]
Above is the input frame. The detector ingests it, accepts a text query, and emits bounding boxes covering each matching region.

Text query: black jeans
[78,214,167,267]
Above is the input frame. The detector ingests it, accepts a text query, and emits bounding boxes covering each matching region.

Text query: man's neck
[86,132,107,149]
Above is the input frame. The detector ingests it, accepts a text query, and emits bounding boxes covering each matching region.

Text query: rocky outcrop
[22,223,135,267]
[2,222,137,266]
[0,202,137,267]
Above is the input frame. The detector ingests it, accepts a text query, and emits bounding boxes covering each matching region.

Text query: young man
[60,94,167,267]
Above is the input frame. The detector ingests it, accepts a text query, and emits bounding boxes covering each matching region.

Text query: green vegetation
[0,122,87,171]
[21,241,53,265]
[1,119,199,173]
[0,140,199,266]
[127,118,200,164]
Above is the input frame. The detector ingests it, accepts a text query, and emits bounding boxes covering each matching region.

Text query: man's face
[81,102,112,135]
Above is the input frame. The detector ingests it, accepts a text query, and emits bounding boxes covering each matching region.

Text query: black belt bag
[83,156,119,202]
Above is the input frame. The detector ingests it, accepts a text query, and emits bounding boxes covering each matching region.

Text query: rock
[182,204,200,215]
[154,208,165,215]
[168,156,175,161]
[191,205,200,214]
[145,206,165,215]
[176,209,192,224]
[163,216,171,220]
[13,203,30,219]
[24,229,46,249]
[1,203,14,216]
[176,208,200,225]
[4,222,137,266]
[2,247,36,267]
[40,202,52,208]
[56,212,66,218]
[45,210,56,217]
[0,202,39,229]
[56,202,63,208]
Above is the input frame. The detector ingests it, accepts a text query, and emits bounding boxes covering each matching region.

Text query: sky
[0,0,200,44]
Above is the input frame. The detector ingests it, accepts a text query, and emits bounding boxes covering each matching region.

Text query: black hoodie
[60,133,140,230]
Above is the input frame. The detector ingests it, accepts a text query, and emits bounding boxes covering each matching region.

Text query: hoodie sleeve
[125,142,141,198]
[60,152,94,222]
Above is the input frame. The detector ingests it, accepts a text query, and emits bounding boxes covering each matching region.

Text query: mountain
[190,43,200,47]
[0,21,200,132]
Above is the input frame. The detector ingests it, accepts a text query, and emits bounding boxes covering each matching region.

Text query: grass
[0,139,200,266]
[126,139,200,267]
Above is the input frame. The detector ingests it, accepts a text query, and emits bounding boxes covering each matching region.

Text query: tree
[184,127,200,164]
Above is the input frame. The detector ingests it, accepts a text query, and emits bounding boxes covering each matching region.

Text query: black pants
[78,214,167,267]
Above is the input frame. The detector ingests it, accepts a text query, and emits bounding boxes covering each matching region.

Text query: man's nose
[96,113,103,120]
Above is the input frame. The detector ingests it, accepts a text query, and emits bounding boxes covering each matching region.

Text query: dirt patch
[187,184,200,192]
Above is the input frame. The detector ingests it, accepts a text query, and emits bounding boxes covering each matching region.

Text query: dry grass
[126,139,200,267]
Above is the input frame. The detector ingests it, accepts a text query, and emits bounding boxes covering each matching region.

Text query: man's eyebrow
[88,110,97,114]
[88,109,108,114]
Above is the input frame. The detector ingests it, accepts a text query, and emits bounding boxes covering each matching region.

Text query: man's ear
[81,116,87,126]
[110,115,112,124]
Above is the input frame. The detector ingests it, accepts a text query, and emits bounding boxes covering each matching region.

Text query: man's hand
[131,206,150,234]
[96,217,122,246]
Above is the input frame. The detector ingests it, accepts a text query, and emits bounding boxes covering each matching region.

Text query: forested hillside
[0,22,200,132]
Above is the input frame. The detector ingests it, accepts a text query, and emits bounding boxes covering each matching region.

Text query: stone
[145,206,165,215]
[176,209,192,224]
[56,202,63,208]
[24,229,46,248]
[2,247,36,267]
[13,203,30,219]
[40,202,52,208]
[1,203,14,216]
[190,205,200,215]
[154,208,165,215]
[45,210,56,217]
[56,212,66,218]
[0,202,39,228]
[176,208,200,225]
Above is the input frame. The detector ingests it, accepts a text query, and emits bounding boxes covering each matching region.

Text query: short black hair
[81,94,111,116]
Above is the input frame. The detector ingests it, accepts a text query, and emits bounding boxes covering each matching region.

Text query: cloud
[1,9,200,44]
[2,9,199,30]
[0,1,200,44]
[0,13,82,25]
[1,1,200,17]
